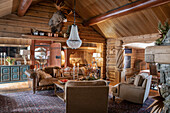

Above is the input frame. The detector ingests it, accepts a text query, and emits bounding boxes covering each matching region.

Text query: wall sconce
[93,53,101,66]
[93,53,101,60]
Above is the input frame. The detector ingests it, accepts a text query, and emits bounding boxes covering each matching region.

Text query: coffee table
[53,81,65,101]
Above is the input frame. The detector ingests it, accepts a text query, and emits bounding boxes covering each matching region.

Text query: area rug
[0,90,153,113]
[108,98,153,113]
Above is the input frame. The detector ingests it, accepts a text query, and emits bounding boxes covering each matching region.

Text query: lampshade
[20,50,30,56]
[66,25,82,49]
[93,53,101,58]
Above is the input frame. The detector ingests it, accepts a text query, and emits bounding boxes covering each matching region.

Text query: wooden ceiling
[0,0,43,17]
[65,0,170,38]
[0,0,169,39]
[0,0,13,17]
[0,0,105,44]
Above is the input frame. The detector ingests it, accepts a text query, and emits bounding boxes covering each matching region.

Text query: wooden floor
[0,81,159,97]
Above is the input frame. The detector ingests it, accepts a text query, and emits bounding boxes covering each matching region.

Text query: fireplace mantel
[145,46,170,64]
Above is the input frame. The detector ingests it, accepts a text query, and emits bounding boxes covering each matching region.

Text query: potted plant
[155,21,170,45]
[6,57,15,65]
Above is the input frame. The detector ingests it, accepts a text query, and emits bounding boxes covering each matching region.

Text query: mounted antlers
[48,0,72,34]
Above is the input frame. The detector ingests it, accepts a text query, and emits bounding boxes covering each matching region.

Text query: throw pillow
[53,68,61,78]
[126,77,135,84]
[37,70,52,79]
[134,75,144,86]
[142,79,147,88]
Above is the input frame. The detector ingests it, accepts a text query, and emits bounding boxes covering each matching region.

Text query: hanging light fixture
[66,0,82,49]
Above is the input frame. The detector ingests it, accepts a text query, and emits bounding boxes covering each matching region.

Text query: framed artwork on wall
[125,48,132,54]
[124,56,131,68]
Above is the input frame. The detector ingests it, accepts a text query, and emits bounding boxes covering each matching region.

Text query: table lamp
[20,50,30,65]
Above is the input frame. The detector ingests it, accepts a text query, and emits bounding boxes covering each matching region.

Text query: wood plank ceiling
[0,0,13,17]
[0,0,44,17]
[65,0,170,38]
[0,0,105,44]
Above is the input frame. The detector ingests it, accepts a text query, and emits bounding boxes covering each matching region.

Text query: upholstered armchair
[65,80,109,113]
[112,74,152,104]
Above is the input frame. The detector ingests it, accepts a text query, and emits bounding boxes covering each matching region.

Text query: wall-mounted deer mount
[48,0,72,34]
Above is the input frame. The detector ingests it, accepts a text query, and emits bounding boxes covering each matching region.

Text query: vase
[8,62,11,66]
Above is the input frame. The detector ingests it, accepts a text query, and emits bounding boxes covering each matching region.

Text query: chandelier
[66,0,82,49]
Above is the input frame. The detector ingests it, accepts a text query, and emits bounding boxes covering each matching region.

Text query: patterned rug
[108,98,153,113]
[0,90,153,113]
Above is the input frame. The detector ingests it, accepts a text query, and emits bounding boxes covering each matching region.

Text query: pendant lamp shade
[66,25,82,49]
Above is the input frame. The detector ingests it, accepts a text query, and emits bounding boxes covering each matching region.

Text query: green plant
[155,21,170,45]
[6,57,15,65]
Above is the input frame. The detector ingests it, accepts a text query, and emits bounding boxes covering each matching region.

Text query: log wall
[106,39,116,82]
[0,1,105,43]
[106,38,150,83]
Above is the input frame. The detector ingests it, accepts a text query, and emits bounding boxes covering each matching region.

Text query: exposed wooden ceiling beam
[119,33,160,44]
[17,0,32,17]
[84,0,170,26]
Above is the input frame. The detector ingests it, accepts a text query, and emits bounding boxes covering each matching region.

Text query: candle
[1,53,2,65]
[4,52,5,65]
[73,63,75,80]
[77,63,79,80]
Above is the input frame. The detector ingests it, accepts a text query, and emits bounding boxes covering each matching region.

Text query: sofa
[112,74,152,104]
[65,80,109,113]
[25,66,72,94]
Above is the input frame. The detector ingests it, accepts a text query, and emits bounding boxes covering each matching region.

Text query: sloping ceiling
[0,0,44,17]
[0,0,169,39]
[0,0,104,43]
[65,0,170,38]
[0,0,13,17]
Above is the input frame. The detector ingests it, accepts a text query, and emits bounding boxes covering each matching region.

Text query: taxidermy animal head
[49,0,72,34]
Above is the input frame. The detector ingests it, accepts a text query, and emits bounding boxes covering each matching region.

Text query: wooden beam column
[30,40,35,69]
[18,0,32,17]
[84,0,170,26]
[102,42,107,79]
[115,40,124,83]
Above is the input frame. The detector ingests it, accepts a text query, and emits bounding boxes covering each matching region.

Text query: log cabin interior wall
[106,39,116,82]
[0,0,170,83]
[0,0,106,78]
[0,0,105,43]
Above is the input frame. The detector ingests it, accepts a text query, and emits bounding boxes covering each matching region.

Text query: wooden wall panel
[0,0,13,17]
[0,0,104,43]
[106,39,116,82]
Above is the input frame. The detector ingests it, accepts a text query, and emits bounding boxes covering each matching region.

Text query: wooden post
[102,42,107,79]
[115,40,124,83]
[18,0,32,17]
[30,40,35,69]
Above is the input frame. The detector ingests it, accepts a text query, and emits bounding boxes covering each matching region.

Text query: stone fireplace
[145,30,170,112]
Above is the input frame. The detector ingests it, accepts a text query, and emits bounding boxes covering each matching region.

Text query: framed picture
[124,56,131,68]
[125,48,132,54]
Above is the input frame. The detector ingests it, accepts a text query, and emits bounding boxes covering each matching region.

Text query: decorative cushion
[142,79,147,88]
[134,75,144,86]
[127,77,135,84]
[53,68,61,78]
[43,67,54,77]
[37,70,52,79]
